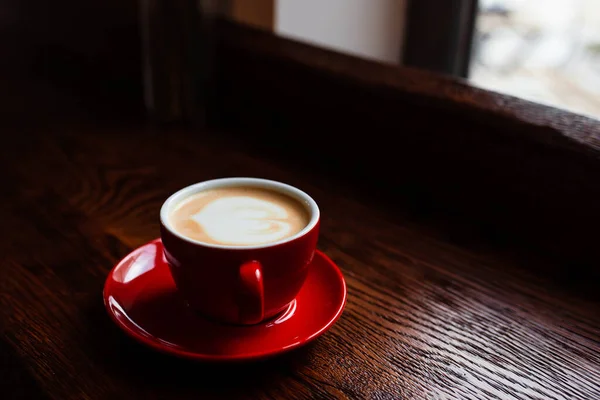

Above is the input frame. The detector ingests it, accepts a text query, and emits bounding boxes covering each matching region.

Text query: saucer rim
[103,238,347,362]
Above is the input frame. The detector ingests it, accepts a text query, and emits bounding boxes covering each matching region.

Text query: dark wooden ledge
[218,21,600,153]
[211,20,600,269]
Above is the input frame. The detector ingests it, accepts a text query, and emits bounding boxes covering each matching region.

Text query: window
[471,0,600,119]
[228,0,600,119]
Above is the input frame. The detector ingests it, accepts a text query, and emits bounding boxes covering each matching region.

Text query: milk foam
[190,196,294,245]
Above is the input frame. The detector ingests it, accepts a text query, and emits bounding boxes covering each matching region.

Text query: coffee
[168,186,310,246]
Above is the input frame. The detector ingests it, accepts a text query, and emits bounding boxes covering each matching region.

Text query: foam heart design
[190,196,293,245]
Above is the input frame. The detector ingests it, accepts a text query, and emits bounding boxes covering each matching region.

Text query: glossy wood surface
[2,76,600,400]
[2,12,600,399]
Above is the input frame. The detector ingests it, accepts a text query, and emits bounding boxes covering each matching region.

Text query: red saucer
[103,239,347,362]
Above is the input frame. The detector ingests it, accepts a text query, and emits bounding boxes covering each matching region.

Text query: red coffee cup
[159,178,320,325]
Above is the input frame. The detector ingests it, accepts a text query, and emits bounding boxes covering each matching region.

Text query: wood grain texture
[1,17,600,400]
[1,94,599,399]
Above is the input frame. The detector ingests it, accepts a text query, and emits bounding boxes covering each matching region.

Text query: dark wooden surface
[2,69,600,400]
[2,11,600,399]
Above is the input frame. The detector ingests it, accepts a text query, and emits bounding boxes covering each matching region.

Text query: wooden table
[2,19,600,400]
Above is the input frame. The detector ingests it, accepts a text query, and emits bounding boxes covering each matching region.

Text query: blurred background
[235,0,600,119]
[2,0,598,120]
[472,0,600,119]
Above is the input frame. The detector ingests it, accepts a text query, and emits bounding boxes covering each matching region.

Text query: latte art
[168,186,310,246]
[191,197,294,245]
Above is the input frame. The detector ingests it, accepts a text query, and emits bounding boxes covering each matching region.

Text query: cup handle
[237,260,264,324]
